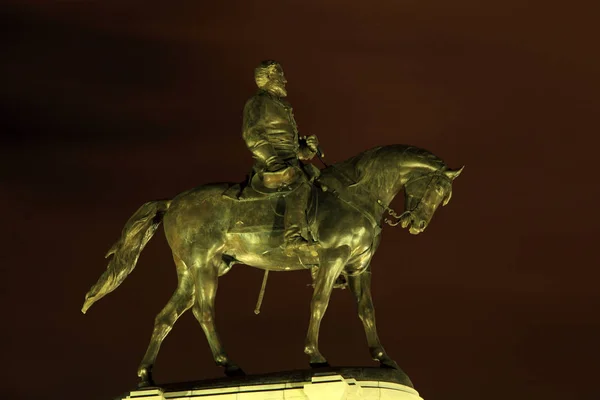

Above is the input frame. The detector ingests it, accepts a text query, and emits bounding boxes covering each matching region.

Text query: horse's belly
[225,231,316,271]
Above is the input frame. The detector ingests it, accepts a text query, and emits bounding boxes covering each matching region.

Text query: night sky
[2,2,599,400]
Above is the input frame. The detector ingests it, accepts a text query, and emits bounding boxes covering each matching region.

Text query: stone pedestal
[120,367,423,400]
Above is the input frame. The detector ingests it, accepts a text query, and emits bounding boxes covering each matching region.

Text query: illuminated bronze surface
[82,142,462,387]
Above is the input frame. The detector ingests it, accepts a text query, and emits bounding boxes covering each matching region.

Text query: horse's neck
[353,148,407,207]
[325,148,407,223]
[324,145,446,224]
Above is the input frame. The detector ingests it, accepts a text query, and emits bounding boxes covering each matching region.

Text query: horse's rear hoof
[225,365,246,377]
[309,361,331,369]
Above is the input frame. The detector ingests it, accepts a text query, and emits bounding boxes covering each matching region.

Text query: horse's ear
[444,166,464,180]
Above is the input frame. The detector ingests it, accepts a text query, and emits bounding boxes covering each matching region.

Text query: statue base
[119,367,423,400]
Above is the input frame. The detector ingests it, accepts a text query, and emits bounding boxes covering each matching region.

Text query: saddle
[223,163,321,201]
[222,163,321,244]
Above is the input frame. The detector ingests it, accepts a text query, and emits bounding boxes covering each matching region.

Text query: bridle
[376,173,437,227]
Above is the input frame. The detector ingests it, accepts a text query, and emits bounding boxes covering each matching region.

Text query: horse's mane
[323,144,446,186]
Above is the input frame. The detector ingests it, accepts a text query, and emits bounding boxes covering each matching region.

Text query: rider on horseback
[242,60,320,255]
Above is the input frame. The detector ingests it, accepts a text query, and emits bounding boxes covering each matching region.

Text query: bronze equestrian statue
[82,61,464,388]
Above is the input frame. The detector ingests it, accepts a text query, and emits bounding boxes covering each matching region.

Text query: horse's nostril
[419,221,425,229]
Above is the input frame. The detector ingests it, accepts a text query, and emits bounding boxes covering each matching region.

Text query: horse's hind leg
[137,254,194,386]
[191,256,243,376]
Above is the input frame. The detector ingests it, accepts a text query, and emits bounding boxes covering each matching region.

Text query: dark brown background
[2,1,599,399]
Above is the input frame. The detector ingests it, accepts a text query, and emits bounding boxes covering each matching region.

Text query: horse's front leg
[304,247,350,366]
[347,270,399,369]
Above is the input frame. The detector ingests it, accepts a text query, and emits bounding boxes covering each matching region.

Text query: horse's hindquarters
[162,184,233,255]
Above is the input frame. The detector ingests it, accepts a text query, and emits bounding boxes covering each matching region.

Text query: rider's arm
[242,96,287,172]
[250,142,287,172]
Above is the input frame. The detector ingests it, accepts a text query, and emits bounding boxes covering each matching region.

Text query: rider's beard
[268,82,287,98]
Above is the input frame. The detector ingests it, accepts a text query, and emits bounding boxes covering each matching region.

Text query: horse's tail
[81,199,171,314]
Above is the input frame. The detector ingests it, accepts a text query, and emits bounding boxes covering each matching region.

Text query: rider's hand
[304,135,319,153]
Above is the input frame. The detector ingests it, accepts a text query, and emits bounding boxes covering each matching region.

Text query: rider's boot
[283,233,318,256]
[283,233,319,257]
[283,183,319,257]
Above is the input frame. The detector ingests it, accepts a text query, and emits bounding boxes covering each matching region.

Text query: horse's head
[399,166,464,234]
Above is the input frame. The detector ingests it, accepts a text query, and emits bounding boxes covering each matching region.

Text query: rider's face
[267,66,288,97]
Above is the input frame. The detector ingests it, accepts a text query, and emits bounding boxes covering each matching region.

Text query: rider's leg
[283,182,314,253]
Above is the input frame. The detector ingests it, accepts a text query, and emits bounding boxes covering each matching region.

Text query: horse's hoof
[225,365,246,377]
[137,366,155,388]
[309,361,331,369]
[138,379,155,388]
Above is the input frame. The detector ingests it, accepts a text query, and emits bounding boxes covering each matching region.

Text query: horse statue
[82,144,463,387]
